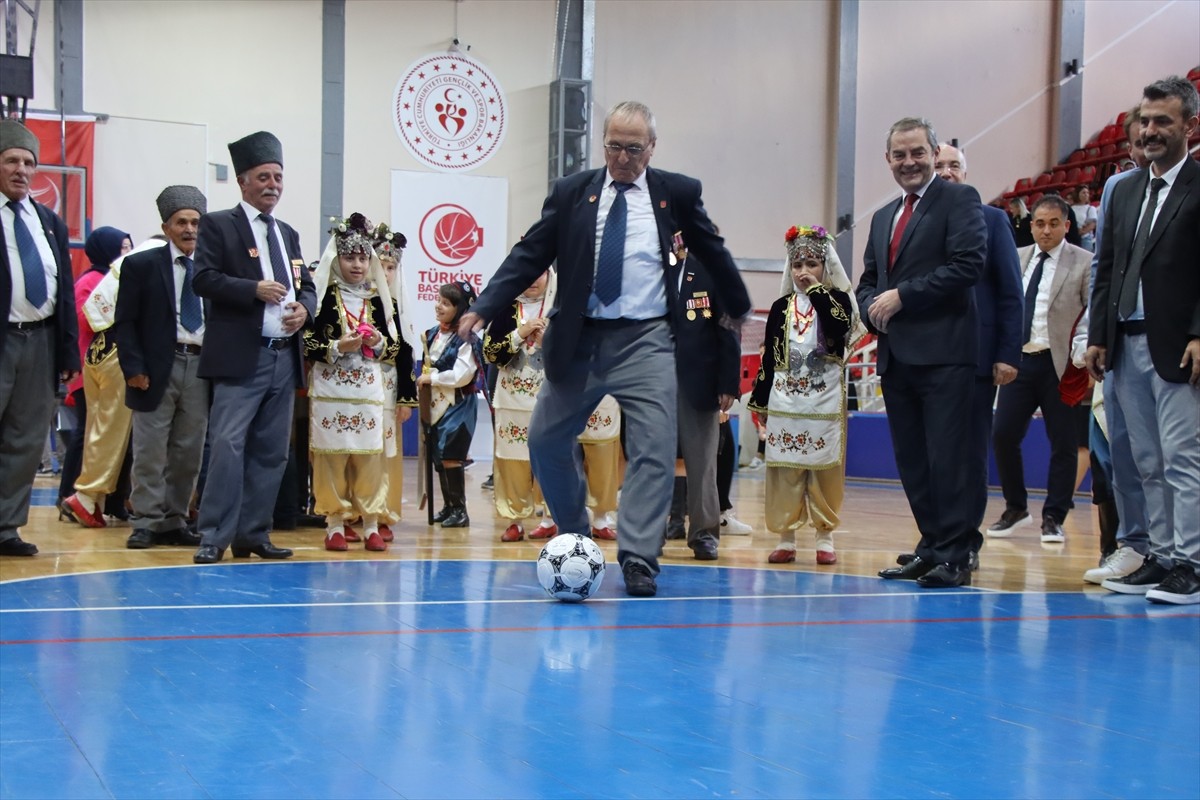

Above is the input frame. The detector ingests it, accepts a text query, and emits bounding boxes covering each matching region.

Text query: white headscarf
[312,236,399,343]
[378,247,421,354]
[779,229,868,354]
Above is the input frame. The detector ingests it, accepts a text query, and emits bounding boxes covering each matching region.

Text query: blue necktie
[1022,251,1049,345]
[594,182,633,305]
[258,213,292,288]
[8,201,48,308]
[178,255,202,332]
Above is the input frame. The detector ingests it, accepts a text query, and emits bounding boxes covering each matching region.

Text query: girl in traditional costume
[748,225,861,565]
[304,213,404,552]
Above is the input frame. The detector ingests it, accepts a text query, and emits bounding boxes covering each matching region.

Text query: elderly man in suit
[988,195,1091,543]
[113,186,210,550]
[1086,76,1200,605]
[0,119,80,557]
[857,117,986,589]
[191,132,316,564]
[459,101,751,596]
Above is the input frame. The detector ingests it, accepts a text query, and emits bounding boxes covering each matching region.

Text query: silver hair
[604,101,657,142]
[1142,75,1199,120]
[886,117,938,153]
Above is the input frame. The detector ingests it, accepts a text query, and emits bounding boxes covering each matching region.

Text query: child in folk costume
[416,282,481,529]
[371,223,420,543]
[748,225,861,565]
[304,213,405,553]
[484,269,560,542]
[580,396,621,540]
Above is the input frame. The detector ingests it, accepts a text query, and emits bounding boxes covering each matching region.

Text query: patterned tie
[258,213,293,288]
[178,255,202,332]
[7,201,48,307]
[888,193,917,270]
[1022,251,1050,345]
[1118,177,1166,319]
[594,182,634,305]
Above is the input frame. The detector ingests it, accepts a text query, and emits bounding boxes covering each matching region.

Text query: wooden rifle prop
[417,361,435,525]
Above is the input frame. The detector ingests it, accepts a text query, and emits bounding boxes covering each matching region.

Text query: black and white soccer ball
[536,533,606,602]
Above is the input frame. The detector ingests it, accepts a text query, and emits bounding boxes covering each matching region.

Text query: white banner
[391,170,509,338]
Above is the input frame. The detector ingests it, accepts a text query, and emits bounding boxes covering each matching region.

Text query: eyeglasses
[604,143,648,157]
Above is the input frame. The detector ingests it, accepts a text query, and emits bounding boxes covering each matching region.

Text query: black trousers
[970,375,999,531]
[992,350,1077,524]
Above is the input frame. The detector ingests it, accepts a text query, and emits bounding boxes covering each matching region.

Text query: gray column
[834,0,858,280]
[320,0,345,252]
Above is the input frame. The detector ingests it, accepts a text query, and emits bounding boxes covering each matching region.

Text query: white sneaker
[721,514,752,535]
[1083,546,1144,585]
[746,457,765,470]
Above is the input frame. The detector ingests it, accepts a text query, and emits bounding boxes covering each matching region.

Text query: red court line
[2,611,1196,647]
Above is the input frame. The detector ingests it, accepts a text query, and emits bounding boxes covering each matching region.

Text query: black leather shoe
[666,518,686,540]
[193,544,223,564]
[691,541,718,561]
[157,527,202,546]
[230,542,293,559]
[440,507,470,528]
[126,529,155,549]
[969,550,980,571]
[879,556,936,580]
[623,561,658,597]
[898,551,980,571]
[896,552,918,566]
[917,562,972,588]
[0,537,38,556]
[432,506,453,524]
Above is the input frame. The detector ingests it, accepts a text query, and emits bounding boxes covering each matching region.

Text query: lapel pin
[589,195,597,203]
[248,248,259,258]
[659,200,667,209]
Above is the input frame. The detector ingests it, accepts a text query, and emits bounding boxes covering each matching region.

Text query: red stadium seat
[1079,165,1097,183]
[1067,150,1086,164]
[1099,143,1117,158]
[1098,124,1121,144]
[1034,172,1053,187]
[1014,177,1032,192]
[1065,167,1081,184]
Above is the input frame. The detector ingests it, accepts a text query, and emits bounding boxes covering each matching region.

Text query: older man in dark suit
[1086,76,1200,605]
[857,117,986,588]
[113,186,210,550]
[190,132,315,564]
[0,119,79,557]
[460,101,750,596]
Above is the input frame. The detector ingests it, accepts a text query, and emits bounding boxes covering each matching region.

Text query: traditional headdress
[781,224,868,354]
[227,131,283,175]
[312,212,398,343]
[371,221,420,353]
[371,222,407,263]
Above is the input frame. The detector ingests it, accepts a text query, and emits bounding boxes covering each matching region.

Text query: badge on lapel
[670,230,688,268]
[291,259,305,284]
[248,248,259,259]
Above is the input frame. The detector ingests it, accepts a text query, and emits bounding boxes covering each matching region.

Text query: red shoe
[62,494,105,528]
[501,523,524,542]
[768,548,796,564]
[816,550,838,565]
[529,524,558,540]
[325,531,348,552]
[378,523,394,543]
[343,524,361,543]
[591,526,617,541]
[364,531,387,552]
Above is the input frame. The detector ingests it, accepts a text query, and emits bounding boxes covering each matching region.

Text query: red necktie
[888,193,917,270]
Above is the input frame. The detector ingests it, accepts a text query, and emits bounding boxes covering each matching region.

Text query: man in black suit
[1085,76,1200,605]
[460,101,750,596]
[190,132,316,564]
[113,186,210,550]
[0,119,80,557]
[857,117,986,588]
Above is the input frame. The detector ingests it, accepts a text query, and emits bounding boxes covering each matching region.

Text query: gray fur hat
[0,119,40,164]
[156,185,207,221]
[227,131,283,175]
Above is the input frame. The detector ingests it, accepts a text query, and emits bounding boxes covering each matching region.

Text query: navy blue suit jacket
[975,205,1024,377]
[673,257,741,411]
[0,200,79,384]
[471,167,750,383]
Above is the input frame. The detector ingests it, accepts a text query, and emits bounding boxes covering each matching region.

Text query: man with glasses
[460,101,750,597]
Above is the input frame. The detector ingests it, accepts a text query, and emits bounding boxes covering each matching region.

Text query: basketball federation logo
[419,204,484,267]
[393,53,508,172]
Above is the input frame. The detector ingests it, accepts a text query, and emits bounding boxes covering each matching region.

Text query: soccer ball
[536,533,606,602]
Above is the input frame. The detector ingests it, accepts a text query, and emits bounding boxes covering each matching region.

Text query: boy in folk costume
[484,269,560,542]
[372,223,419,543]
[748,225,861,565]
[303,213,406,552]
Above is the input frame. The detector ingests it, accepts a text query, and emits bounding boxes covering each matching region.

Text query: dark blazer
[192,204,315,386]
[856,176,987,373]
[0,200,79,384]
[112,243,204,412]
[672,258,741,411]
[471,166,751,383]
[976,205,1024,377]
[1089,158,1200,383]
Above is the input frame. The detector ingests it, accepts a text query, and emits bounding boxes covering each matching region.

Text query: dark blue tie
[594,182,634,305]
[8,201,48,308]
[258,213,292,288]
[1118,177,1166,319]
[1022,251,1049,345]
[178,255,202,332]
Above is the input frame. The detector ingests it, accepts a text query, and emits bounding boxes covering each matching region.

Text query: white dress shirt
[240,200,296,337]
[1023,239,1065,353]
[589,170,666,320]
[169,242,204,346]
[3,196,59,321]
[1125,154,1187,322]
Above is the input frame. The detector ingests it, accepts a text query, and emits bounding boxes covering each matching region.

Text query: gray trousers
[196,346,295,550]
[1111,333,1200,569]
[0,326,56,541]
[530,319,676,574]
[677,395,720,547]
[129,351,210,533]
[1102,368,1149,555]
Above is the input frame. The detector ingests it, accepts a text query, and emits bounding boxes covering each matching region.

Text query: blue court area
[2,561,1197,799]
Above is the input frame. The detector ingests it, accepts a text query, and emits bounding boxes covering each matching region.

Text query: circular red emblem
[393,53,507,172]
[419,204,483,267]
[29,175,61,215]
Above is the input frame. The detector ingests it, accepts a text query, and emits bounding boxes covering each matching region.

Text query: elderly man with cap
[0,119,79,557]
[113,186,211,550]
[190,132,315,564]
